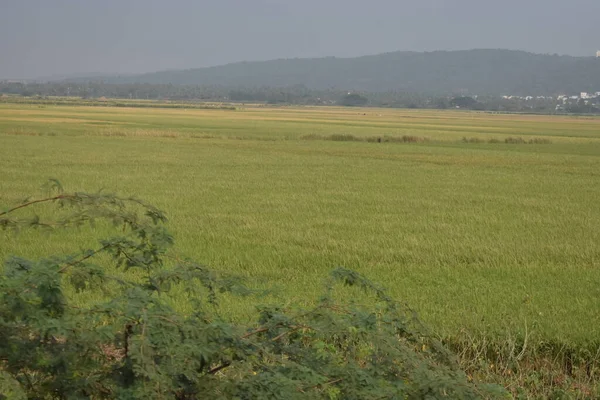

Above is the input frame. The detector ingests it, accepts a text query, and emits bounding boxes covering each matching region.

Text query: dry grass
[2,103,600,143]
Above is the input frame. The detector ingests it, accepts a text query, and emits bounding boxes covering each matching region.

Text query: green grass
[1,103,600,375]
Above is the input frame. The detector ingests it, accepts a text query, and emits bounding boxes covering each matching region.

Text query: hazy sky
[1,0,599,78]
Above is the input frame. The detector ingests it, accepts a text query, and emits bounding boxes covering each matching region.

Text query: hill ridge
[69,49,600,96]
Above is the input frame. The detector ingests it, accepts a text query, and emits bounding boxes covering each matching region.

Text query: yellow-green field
[1,102,600,389]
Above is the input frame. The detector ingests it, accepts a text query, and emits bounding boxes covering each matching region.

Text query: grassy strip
[0,95,236,110]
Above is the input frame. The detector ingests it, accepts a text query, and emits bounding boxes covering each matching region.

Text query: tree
[450,96,478,109]
[340,93,368,107]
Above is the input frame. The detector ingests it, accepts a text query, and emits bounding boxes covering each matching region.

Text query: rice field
[1,102,600,394]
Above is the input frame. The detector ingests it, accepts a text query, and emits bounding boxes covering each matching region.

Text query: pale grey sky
[1,0,599,79]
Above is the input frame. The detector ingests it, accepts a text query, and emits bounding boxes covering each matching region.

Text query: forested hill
[73,50,600,96]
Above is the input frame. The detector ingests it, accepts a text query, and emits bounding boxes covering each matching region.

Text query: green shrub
[386,135,428,143]
[462,137,485,143]
[528,137,552,144]
[504,137,526,144]
[328,133,360,141]
[0,182,506,399]
[503,137,552,145]
[300,133,323,141]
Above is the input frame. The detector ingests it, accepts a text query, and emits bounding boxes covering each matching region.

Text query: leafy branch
[0,181,506,399]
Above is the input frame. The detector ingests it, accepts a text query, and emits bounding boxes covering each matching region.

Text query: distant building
[581,92,590,99]
[597,50,600,57]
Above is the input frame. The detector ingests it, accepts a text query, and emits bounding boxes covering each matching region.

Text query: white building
[597,50,600,58]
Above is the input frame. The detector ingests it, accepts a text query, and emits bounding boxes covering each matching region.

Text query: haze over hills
[68,49,600,96]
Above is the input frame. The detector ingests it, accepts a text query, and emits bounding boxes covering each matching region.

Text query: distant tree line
[1,81,598,114]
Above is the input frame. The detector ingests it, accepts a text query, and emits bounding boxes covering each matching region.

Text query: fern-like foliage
[0,182,507,399]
